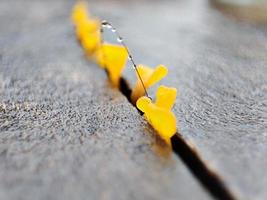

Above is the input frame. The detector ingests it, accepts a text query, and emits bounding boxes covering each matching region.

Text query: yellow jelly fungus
[136,85,177,145]
[80,30,101,54]
[71,1,89,27]
[155,85,177,110]
[71,1,101,54]
[131,64,168,105]
[76,18,100,41]
[95,43,128,87]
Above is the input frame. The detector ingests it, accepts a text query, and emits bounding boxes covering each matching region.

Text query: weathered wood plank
[0,1,211,200]
[90,0,267,199]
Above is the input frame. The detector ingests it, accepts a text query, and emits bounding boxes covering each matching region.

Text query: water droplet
[111,28,116,33]
[101,20,108,28]
[106,24,112,29]
[117,37,123,42]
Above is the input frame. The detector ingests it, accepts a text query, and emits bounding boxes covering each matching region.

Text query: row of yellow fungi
[72,1,178,146]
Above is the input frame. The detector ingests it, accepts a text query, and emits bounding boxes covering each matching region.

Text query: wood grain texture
[90,0,267,199]
[0,0,212,200]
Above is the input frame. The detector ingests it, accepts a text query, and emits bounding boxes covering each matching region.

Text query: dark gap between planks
[118,77,237,200]
[171,134,237,200]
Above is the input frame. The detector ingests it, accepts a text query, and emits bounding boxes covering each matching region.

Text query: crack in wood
[118,77,237,200]
[171,134,237,200]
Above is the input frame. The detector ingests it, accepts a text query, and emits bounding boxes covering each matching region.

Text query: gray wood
[90,0,267,199]
[0,0,212,200]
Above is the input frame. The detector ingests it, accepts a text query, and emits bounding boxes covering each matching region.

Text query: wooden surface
[0,0,212,200]
[89,0,267,199]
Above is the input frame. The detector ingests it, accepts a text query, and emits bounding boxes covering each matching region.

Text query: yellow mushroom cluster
[71,1,178,146]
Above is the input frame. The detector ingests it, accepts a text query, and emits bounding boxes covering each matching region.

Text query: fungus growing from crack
[95,43,128,87]
[137,85,177,145]
[131,65,168,105]
[72,1,101,54]
[71,3,178,143]
[76,18,100,41]
[71,1,89,27]
[80,30,101,54]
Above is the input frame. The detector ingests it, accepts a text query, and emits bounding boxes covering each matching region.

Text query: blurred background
[211,0,267,23]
